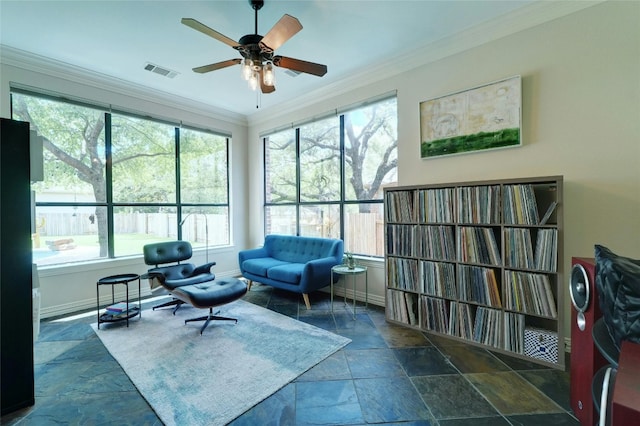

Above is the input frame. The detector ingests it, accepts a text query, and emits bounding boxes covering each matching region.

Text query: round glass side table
[331,265,368,319]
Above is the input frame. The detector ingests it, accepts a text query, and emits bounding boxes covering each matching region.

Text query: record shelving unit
[384,176,564,368]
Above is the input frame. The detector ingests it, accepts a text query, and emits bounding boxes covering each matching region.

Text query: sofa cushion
[242,257,289,277]
[149,264,196,281]
[165,273,215,289]
[267,263,305,284]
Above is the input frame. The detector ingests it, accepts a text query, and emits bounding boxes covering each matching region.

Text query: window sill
[36,244,236,277]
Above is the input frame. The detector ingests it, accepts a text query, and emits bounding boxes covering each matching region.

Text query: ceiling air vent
[284,69,301,77]
[144,63,179,79]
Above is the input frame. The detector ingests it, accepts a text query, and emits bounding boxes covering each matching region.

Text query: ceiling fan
[182,0,328,94]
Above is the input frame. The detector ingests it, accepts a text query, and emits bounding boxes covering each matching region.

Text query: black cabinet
[1,118,35,415]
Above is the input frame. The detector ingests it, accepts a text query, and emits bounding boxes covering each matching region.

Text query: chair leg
[185,307,238,335]
[247,280,253,291]
[152,298,184,314]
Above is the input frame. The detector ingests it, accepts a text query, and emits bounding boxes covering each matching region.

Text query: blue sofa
[238,235,344,309]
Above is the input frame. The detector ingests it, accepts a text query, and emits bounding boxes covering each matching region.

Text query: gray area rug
[92,299,350,425]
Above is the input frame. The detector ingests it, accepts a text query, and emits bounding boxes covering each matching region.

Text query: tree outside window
[264,97,397,256]
[11,92,230,266]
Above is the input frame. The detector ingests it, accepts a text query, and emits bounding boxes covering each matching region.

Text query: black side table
[96,273,141,329]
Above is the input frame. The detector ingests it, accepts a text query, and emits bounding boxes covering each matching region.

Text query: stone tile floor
[2,284,578,425]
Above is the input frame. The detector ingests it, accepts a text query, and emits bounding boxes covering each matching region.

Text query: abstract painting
[420,76,521,158]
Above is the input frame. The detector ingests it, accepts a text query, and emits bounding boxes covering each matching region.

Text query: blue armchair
[143,241,216,313]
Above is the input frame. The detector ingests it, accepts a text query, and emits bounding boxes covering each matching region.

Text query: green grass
[421,128,520,158]
[38,233,174,254]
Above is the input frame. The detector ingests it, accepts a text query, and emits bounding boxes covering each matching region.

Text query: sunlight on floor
[52,295,168,322]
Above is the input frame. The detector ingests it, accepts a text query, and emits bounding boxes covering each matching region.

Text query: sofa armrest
[192,261,217,275]
[238,247,269,264]
[298,256,341,292]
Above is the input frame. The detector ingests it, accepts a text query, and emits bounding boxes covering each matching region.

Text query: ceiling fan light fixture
[263,62,275,86]
[241,58,253,80]
[182,0,326,96]
[248,70,259,91]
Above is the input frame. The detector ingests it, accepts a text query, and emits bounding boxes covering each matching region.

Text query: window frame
[11,89,231,266]
[262,96,397,257]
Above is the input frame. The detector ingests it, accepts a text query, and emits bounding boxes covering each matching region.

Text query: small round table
[96,273,141,329]
[331,265,368,319]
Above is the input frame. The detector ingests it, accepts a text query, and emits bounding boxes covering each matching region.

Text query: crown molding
[247,0,605,127]
[0,45,248,127]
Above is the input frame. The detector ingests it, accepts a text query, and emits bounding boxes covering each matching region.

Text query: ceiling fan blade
[181,18,239,48]
[259,68,276,94]
[273,56,327,77]
[259,14,302,52]
[261,81,276,94]
[193,59,242,74]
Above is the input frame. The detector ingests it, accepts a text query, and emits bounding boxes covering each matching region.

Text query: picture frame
[420,75,521,159]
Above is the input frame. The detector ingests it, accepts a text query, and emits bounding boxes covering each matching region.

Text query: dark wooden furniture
[591,318,640,426]
[1,118,35,415]
[611,340,640,424]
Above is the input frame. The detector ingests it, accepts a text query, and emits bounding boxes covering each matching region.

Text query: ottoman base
[184,308,237,335]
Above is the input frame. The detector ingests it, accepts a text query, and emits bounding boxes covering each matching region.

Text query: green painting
[420,76,521,158]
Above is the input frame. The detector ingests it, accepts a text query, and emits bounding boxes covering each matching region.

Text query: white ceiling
[1,1,571,118]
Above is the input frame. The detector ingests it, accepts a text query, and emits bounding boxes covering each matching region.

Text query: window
[11,91,230,266]
[111,114,177,204]
[263,96,397,256]
[179,127,230,247]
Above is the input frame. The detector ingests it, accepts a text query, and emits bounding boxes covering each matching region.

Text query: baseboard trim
[329,285,385,307]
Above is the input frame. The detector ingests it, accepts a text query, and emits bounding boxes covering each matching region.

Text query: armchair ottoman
[172,278,248,334]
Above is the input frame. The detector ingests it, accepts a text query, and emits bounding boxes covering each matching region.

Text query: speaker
[569,257,606,426]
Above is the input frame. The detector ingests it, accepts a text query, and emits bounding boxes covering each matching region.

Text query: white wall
[247,1,640,339]
[0,59,250,318]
